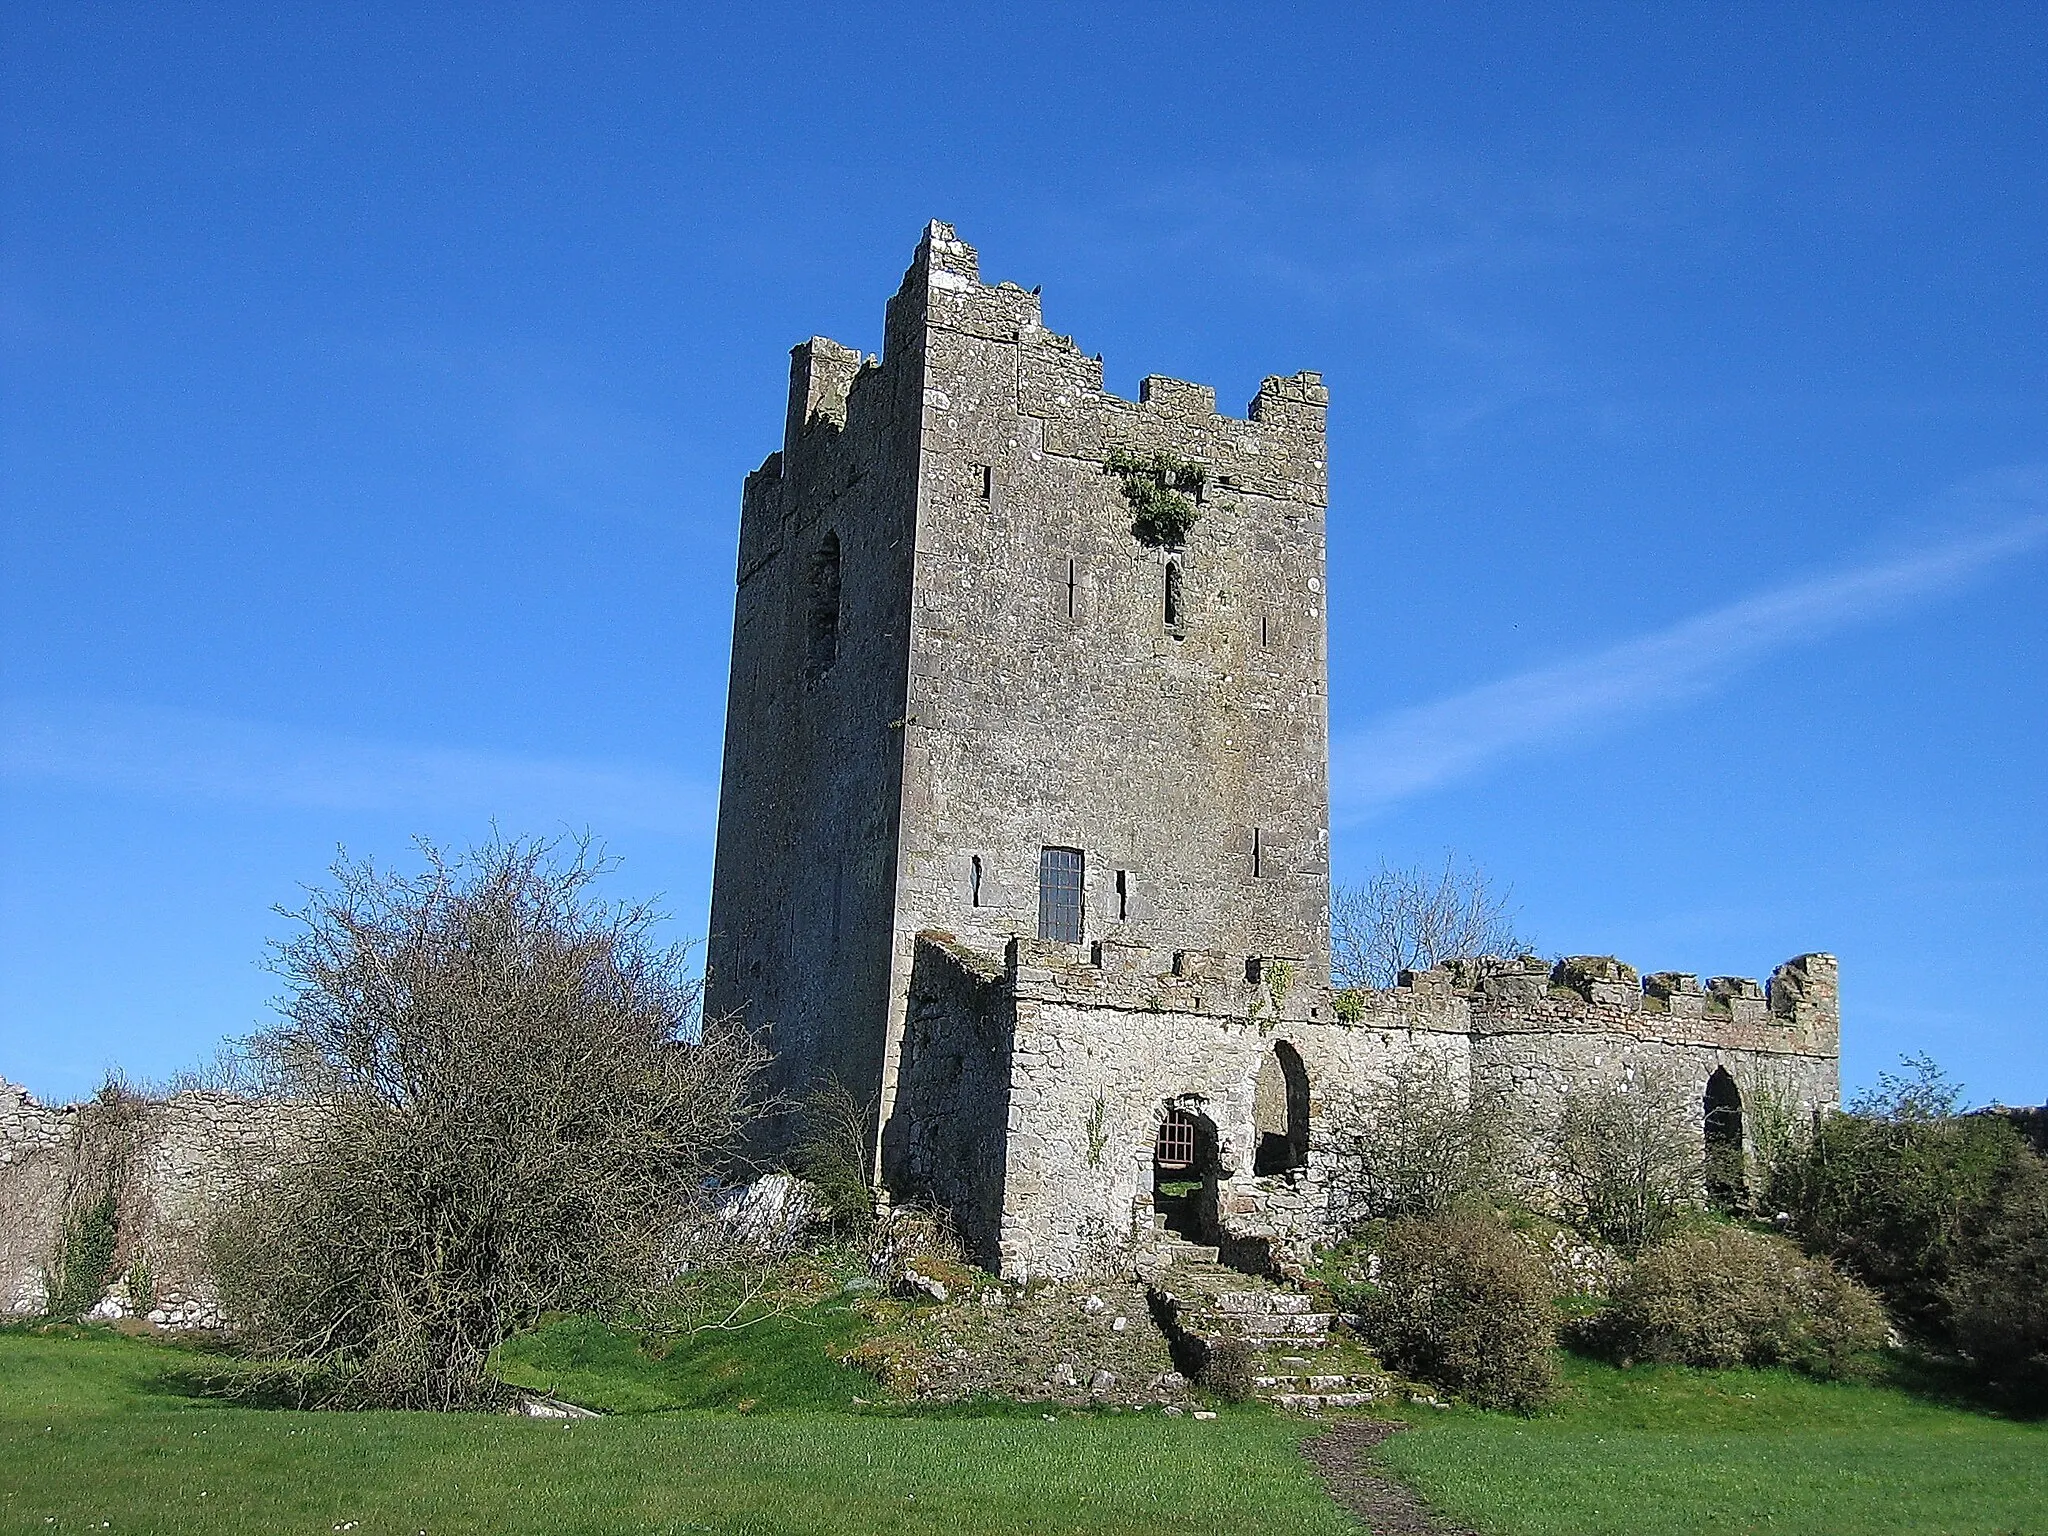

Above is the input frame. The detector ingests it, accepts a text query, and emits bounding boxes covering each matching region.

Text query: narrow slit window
[1115,869,1129,921]
[1065,558,1077,620]
[807,531,841,678]
[1260,614,1269,648]
[975,464,992,500]
[1038,846,1084,944]
[1164,558,1183,633]
[1252,827,1263,878]
[970,855,984,908]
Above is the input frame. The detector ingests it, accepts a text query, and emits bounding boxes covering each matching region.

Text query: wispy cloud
[0,702,715,838]
[1332,468,2048,821]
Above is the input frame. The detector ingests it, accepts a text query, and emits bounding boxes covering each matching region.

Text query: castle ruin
[701,221,1844,1281]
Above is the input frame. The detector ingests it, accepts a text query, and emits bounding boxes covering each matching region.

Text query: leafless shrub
[1332,1053,1530,1226]
[1588,1225,1889,1378]
[1342,1207,1559,1412]
[208,835,771,1409]
[1551,1066,1701,1252]
[790,1081,879,1240]
[1331,854,1534,990]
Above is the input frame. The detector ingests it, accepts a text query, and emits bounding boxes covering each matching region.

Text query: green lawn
[1379,1354,2048,1536]
[6,1326,2045,1536]
[0,1327,1351,1536]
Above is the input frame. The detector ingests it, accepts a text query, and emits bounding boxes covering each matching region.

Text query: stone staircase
[1143,1244,1388,1413]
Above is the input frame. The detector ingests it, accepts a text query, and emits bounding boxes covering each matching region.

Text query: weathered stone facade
[0,1078,281,1326]
[706,222,1844,1281]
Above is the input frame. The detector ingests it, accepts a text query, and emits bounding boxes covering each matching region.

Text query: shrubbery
[1549,1066,1702,1252]
[1944,1148,2048,1407]
[1340,1208,1558,1412]
[1587,1225,1888,1378]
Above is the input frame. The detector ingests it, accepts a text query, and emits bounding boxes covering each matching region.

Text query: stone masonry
[706,223,1844,1281]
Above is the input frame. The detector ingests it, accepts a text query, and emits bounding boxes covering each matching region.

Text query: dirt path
[1301,1420,1479,1536]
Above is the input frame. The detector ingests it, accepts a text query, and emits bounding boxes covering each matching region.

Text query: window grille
[1038,846,1084,943]
[1155,1110,1197,1170]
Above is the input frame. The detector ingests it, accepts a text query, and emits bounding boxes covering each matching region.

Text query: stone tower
[706,222,1332,1170]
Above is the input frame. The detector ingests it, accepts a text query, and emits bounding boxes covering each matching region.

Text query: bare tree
[210,836,770,1409]
[1332,1053,1530,1225]
[1331,854,1534,990]
[1550,1065,1701,1252]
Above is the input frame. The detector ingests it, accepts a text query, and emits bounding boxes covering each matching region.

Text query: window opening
[1261,614,1269,648]
[1155,1110,1197,1170]
[1065,558,1077,620]
[806,531,842,677]
[970,855,983,908]
[975,464,992,500]
[1037,846,1084,944]
[1115,869,1128,921]
[1164,558,1183,633]
[1704,1068,1745,1208]
[1254,1042,1311,1175]
[1252,827,1263,878]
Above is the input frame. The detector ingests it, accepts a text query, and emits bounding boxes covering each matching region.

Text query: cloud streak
[0,702,715,838]
[1332,470,2048,821]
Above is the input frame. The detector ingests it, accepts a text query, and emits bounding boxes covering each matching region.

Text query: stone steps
[1145,1247,1385,1413]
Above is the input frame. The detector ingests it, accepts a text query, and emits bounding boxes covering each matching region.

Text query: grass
[494,1305,878,1413]
[7,1320,2046,1536]
[1378,1353,2048,1536]
[0,1326,1352,1536]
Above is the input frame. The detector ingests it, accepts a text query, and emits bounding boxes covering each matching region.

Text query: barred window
[1155,1109,1197,1170]
[1038,846,1084,944]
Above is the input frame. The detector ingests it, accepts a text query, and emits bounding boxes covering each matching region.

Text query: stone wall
[890,938,1842,1282]
[705,222,1333,1181]
[0,1078,287,1327]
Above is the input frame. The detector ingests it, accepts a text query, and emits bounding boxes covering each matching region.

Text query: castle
[706,222,1841,1282]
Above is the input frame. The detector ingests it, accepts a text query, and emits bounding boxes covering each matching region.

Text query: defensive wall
[894,935,1841,1282]
[0,1077,282,1327]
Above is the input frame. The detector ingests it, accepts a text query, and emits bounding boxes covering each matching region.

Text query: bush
[1334,1053,1527,1224]
[1342,1208,1558,1412]
[1771,1057,2029,1339]
[211,837,770,1409]
[1198,1336,1255,1403]
[1945,1148,2048,1408]
[1591,1225,1888,1379]
[1551,1066,1701,1252]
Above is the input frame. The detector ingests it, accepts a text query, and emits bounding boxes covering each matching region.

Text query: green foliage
[1340,1208,1559,1412]
[1334,1053,1526,1223]
[1330,987,1366,1024]
[1770,1083,2028,1339]
[1550,1067,1701,1252]
[47,1188,120,1319]
[1103,448,1204,547]
[1584,1224,1889,1379]
[1084,1094,1108,1168]
[1945,1146,2048,1409]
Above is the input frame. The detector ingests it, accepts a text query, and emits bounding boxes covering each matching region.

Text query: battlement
[1390,951,1840,1056]
[989,935,1327,1027]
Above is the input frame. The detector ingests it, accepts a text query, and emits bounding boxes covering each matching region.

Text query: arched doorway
[1704,1067,1745,1208]
[1253,1041,1310,1176]
[1153,1105,1218,1241]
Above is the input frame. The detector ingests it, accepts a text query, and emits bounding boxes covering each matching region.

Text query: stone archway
[1253,1041,1310,1176]
[1152,1104,1219,1241]
[1704,1067,1745,1208]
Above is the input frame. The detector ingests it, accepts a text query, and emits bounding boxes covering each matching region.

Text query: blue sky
[3,3,2043,1106]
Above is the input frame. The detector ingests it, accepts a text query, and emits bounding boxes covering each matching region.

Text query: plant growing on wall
[1103,448,1204,547]
[1085,1094,1110,1168]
